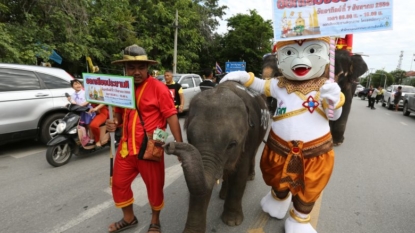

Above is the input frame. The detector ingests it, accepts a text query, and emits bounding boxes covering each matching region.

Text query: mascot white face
[277,40,329,81]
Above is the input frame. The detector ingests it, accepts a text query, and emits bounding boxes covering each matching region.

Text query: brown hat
[111,44,158,65]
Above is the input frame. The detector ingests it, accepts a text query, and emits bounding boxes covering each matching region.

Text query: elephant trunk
[165,142,219,233]
[165,142,207,196]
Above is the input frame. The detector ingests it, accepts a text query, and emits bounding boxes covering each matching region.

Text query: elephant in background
[330,50,368,145]
[165,81,269,233]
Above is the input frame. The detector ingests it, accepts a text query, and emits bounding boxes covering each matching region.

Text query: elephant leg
[330,88,353,145]
[248,155,255,181]
[219,170,229,200]
[221,155,250,226]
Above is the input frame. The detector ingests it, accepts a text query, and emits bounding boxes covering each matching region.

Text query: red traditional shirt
[116,76,177,156]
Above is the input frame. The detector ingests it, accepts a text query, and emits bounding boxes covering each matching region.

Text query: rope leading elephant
[165,81,269,233]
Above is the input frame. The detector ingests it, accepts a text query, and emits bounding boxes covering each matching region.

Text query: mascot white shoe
[285,208,317,233]
[220,37,344,233]
[261,190,291,219]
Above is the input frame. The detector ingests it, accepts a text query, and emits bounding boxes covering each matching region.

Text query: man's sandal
[148,223,161,233]
[108,216,138,233]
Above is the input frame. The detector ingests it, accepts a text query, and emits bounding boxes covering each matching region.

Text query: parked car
[156,73,203,111]
[354,84,364,96]
[402,93,415,116]
[382,85,415,110]
[357,88,370,100]
[0,63,74,145]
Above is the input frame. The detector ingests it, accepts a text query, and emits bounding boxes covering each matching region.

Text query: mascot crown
[274,37,330,50]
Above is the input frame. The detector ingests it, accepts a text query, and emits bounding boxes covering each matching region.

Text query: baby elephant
[165,81,269,233]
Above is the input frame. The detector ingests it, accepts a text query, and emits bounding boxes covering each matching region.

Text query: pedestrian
[375,86,383,104]
[369,86,379,109]
[200,68,217,91]
[394,86,402,111]
[366,85,374,108]
[164,70,185,113]
[106,44,183,233]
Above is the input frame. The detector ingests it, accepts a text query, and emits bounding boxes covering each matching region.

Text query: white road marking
[10,148,46,158]
[47,163,183,233]
[400,122,408,125]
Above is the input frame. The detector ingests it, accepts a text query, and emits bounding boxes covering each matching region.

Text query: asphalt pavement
[0,98,414,233]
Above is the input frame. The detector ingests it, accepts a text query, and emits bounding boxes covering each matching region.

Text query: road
[0,97,414,233]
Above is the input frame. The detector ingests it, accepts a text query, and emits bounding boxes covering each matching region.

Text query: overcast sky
[217,0,414,73]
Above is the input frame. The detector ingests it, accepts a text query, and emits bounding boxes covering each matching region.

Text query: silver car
[156,73,203,111]
[382,85,415,110]
[0,63,74,145]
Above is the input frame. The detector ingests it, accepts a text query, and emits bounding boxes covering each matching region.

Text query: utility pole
[397,51,403,70]
[173,10,178,74]
[410,53,415,71]
[367,68,374,88]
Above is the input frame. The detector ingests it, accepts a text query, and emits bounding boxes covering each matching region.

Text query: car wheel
[360,96,365,100]
[387,99,393,110]
[403,103,410,116]
[40,113,66,144]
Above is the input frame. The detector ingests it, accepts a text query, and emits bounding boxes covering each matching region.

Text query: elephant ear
[262,53,281,79]
[350,54,368,82]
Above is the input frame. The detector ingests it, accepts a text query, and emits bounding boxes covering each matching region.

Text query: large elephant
[165,81,269,233]
[330,50,368,145]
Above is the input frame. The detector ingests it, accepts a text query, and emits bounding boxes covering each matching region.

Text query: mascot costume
[220,37,344,233]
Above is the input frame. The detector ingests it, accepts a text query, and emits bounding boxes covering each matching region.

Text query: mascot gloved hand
[220,71,252,85]
[221,37,344,233]
[320,80,343,119]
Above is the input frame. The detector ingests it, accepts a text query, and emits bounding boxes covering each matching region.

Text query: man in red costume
[106,44,183,233]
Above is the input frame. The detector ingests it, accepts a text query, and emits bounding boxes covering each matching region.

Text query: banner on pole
[82,73,135,109]
[272,0,393,41]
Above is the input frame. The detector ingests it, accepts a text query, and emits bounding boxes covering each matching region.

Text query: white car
[382,85,415,110]
[354,84,364,96]
[156,73,203,111]
[0,63,74,145]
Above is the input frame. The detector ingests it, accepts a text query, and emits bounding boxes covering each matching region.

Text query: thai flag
[216,62,223,74]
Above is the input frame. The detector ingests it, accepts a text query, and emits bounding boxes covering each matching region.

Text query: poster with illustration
[82,73,135,109]
[272,0,393,41]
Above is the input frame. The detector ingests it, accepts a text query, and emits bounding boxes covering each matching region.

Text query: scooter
[46,98,120,167]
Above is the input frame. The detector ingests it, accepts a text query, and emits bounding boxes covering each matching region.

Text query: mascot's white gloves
[320,81,341,105]
[320,80,343,120]
[220,71,251,85]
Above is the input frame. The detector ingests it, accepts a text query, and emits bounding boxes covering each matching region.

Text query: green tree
[219,10,273,74]
[131,0,226,73]
[389,69,407,85]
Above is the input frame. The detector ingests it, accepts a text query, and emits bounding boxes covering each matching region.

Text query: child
[68,79,95,146]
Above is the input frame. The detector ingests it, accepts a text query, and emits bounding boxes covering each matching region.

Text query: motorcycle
[46,99,120,167]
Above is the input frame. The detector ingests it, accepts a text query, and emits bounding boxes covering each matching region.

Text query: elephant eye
[227,140,237,150]
[310,48,315,53]
[286,50,294,56]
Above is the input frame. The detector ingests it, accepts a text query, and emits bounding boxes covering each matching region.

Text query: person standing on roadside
[369,86,379,110]
[164,70,185,113]
[366,85,374,108]
[394,86,402,111]
[376,86,384,104]
[106,44,182,233]
[200,68,217,91]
